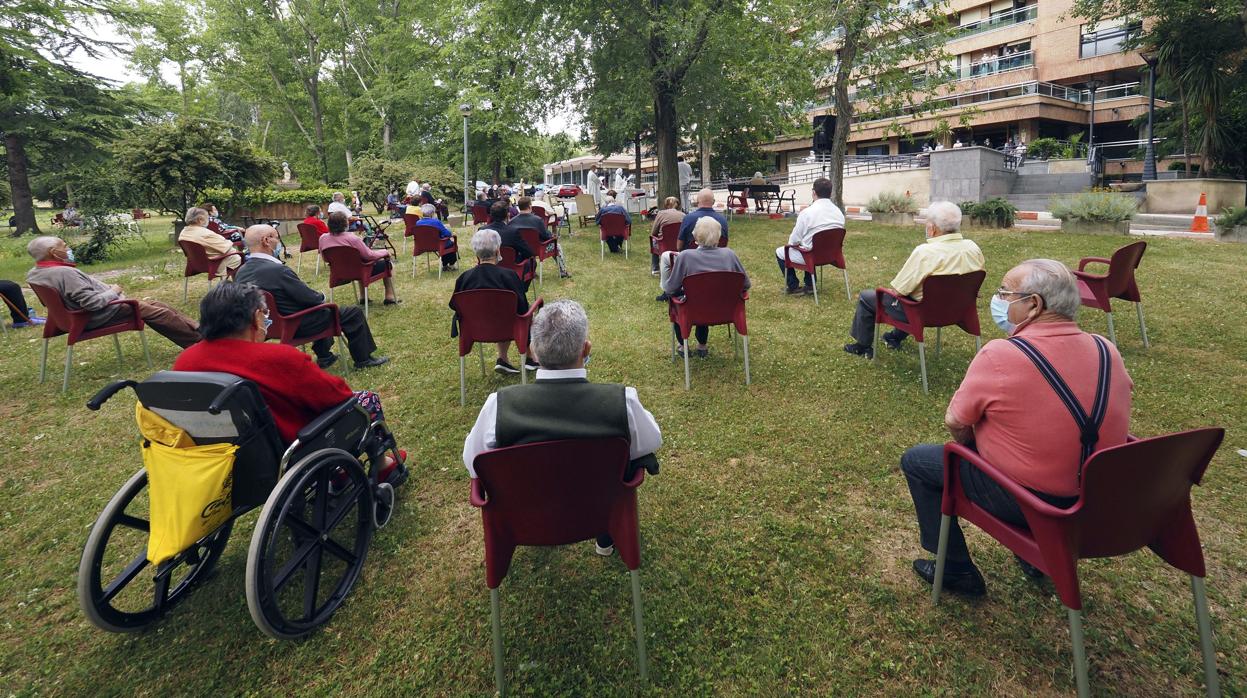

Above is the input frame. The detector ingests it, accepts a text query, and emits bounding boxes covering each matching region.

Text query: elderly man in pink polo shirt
[900,259,1133,596]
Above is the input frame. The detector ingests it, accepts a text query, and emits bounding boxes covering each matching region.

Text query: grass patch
[1,215,1244,695]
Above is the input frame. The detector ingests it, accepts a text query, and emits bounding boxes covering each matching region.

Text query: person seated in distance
[595,190,630,254]
[649,196,685,277]
[302,204,330,236]
[178,207,244,275]
[900,259,1132,595]
[510,196,571,279]
[318,211,400,305]
[235,225,389,370]
[462,299,662,556]
[414,204,459,271]
[174,282,407,485]
[328,191,368,233]
[662,217,750,359]
[25,236,200,348]
[449,229,537,376]
[775,177,845,296]
[481,200,535,290]
[748,171,768,211]
[419,183,450,221]
[656,188,729,301]
[844,200,984,358]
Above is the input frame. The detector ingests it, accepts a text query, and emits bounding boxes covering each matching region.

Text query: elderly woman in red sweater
[173,282,407,485]
[318,211,399,304]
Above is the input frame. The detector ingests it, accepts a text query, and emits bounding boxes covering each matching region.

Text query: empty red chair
[598,211,631,259]
[782,227,850,305]
[322,246,392,320]
[516,227,557,286]
[1073,240,1149,348]
[259,290,347,362]
[469,437,649,695]
[498,247,535,289]
[411,226,458,279]
[650,220,681,257]
[874,270,985,393]
[401,213,421,255]
[29,283,153,393]
[471,202,490,226]
[451,289,543,405]
[178,239,243,302]
[295,223,324,276]
[934,428,1224,697]
[668,271,750,390]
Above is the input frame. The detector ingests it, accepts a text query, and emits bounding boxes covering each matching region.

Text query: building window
[1080,21,1142,58]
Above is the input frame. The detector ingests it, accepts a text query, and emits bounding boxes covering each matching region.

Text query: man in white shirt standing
[775,177,845,295]
[463,299,662,557]
[677,156,693,210]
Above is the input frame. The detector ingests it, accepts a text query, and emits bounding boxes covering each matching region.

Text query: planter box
[1061,219,1131,235]
[234,203,316,220]
[871,212,916,226]
[1214,225,1247,243]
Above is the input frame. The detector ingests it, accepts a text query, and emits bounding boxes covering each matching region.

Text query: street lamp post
[459,103,473,217]
[1140,52,1159,180]
[1086,78,1105,161]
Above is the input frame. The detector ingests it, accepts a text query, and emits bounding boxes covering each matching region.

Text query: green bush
[1050,192,1137,223]
[866,191,919,214]
[1026,137,1061,159]
[958,201,976,216]
[201,187,339,211]
[1216,206,1247,229]
[970,197,1017,228]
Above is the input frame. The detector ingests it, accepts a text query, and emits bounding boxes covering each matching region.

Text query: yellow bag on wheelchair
[137,405,238,565]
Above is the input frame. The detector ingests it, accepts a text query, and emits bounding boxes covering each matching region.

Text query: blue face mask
[63,248,76,263]
[989,295,1014,334]
[262,314,272,332]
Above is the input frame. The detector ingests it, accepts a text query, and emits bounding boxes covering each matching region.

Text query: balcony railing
[957,50,1034,79]
[951,4,1037,41]
[827,80,1144,124]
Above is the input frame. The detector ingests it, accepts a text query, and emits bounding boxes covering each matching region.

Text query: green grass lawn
[1,214,1244,696]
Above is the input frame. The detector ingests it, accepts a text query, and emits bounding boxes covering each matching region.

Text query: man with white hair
[899,259,1133,596]
[775,177,844,295]
[843,200,984,358]
[178,207,243,276]
[655,188,730,301]
[595,190,630,254]
[449,229,536,375]
[461,299,663,556]
[25,235,200,347]
[415,204,459,270]
[328,192,353,218]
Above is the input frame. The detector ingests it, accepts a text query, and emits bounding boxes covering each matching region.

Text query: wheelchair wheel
[245,448,373,640]
[78,468,233,632]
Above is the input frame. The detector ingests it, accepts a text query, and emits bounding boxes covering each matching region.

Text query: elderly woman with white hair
[844,200,985,358]
[415,203,459,270]
[177,206,243,276]
[661,216,751,358]
[449,229,536,375]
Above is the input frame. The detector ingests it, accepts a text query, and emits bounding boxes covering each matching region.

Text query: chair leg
[843,268,852,301]
[39,338,49,383]
[975,335,982,353]
[490,588,506,697]
[625,238,629,259]
[315,255,320,277]
[478,344,487,377]
[1135,302,1150,349]
[1191,576,1221,698]
[298,250,303,275]
[412,257,417,278]
[872,322,880,363]
[683,342,691,391]
[811,273,819,305]
[630,569,650,682]
[600,240,604,260]
[520,358,527,384]
[670,327,676,363]
[460,355,467,407]
[931,513,951,604]
[934,327,942,361]
[62,344,73,393]
[742,334,751,385]
[917,341,929,394]
[538,259,543,287]
[183,276,189,303]
[363,284,369,321]
[1067,607,1091,698]
[1105,311,1117,346]
[112,334,124,370]
[338,334,352,373]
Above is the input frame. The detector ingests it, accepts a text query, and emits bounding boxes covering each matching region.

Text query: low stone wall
[1046,159,1088,174]
[1143,179,1246,214]
[929,147,1016,204]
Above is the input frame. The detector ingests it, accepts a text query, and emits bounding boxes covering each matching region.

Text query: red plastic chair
[471,203,491,226]
[1073,240,1149,348]
[469,437,649,695]
[516,228,557,286]
[598,211,631,259]
[29,283,153,393]
[874,270,985,394]
[259,290,347,364]
[411,226,458,279]
[322,246,392,320]
[401,213,420,255]
[295,223,324,277]
[935,428,1225,697]
[667,270,750,390]
[650,220,681,257]
[451,289,543,405]
[498,247,535,290]
[131,208,151,220]
[783,227,850,305]
[178,239,243,302]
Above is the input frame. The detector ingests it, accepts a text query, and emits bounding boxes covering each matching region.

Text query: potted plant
[970,197,1017,228]
[1051,192,1136,235]
[867,191,919,226]
[1214,206,1247,242]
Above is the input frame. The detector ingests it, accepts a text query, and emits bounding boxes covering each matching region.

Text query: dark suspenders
[1007,335,1112,472]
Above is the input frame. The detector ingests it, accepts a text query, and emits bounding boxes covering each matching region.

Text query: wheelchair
[77,370,407,640]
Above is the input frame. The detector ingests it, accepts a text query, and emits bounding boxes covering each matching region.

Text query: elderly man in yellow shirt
[844,200,984,358]
[177,206,243,277]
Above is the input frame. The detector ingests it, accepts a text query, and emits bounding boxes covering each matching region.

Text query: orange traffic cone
[1191,193,1210,233]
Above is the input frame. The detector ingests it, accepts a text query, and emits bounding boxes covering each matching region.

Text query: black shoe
[695,348,708,358]
[843,342,873,359]
[882,330,905,350]
[494,359,520,375]
[383,298,402,305]
[523,357,540,371]
[316,353,339,369]
[912,559,986,597]
[1015,554,1045,579]
[655,293,669,302]
[354,356,390,369]
[785,286,806,295]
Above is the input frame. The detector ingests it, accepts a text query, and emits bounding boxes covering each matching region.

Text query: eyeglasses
[995,287,1033,300]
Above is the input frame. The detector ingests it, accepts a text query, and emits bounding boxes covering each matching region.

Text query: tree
[125,0,210,116]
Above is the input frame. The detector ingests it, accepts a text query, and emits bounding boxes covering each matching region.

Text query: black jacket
[234,257,324,317]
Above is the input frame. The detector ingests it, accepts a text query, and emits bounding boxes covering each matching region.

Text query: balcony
[957,50,1034,80]
[825,80,1143,124]
[950,4,1037,42]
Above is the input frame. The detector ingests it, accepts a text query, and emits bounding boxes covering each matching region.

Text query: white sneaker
[594,542,615,556]
[650,269,659,277]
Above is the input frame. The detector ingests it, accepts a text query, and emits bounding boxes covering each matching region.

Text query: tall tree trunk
[634,136,642,190]
[1179,81,1192,174]
[653,86,680,202]
[700,130,712,183]
[829,31,858,211]
[65,182,75,206]
[383,121,392,158]
[178,61,189,115]
[5,134,40,236]
[345,148,354,179]
[308,82,328,184]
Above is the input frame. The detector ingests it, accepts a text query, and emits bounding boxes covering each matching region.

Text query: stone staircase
[1005,171,1095,212]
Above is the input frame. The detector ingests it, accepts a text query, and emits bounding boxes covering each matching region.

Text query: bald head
[28,235,64,261]
[696,188,714,207]
[244,224,280,255]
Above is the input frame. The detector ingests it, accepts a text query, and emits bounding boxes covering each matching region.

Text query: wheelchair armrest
[87,379,139,410]
[295,397,362,443]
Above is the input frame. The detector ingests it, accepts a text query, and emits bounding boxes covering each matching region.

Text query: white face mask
[990,293,1033,334]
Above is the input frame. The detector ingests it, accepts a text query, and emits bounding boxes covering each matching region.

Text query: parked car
[556,184,583,198]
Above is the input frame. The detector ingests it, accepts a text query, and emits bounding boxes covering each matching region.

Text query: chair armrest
[470,477,488,507]
[295,398,362,442]
[1077,256,1110,271]
[943,443,1076,519]
[1071,269,1105,282]
[207,250,244,263]
[622,467,646,489]
[519,296,544,321]
[282,302,338,322]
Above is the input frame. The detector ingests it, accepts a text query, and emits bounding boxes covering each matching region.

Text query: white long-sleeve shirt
[461,368,663,478]
[787,197,845,248]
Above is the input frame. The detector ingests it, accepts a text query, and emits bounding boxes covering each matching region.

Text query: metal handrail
[951,4,1037,41]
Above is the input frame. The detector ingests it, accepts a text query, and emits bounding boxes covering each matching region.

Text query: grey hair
[531,299,589,369]
[692,216,721,247]
[471,229,501,260]
[185,207,210,225]
[925,200,962,234]
[420,203,436,217]
[27,235,62,260]
[332,191,345,202]
[1018,259,1080,320]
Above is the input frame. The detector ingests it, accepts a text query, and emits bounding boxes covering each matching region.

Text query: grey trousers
[849,289,909,346]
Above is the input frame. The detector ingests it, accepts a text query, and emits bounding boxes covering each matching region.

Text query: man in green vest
[462,299,663,556]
